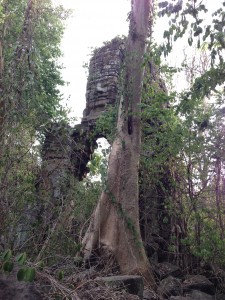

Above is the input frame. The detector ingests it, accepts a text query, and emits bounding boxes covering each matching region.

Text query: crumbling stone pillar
[36,37,176,265]
[39,123,73,209]
[82,37,125,125]
[38,122,98,221]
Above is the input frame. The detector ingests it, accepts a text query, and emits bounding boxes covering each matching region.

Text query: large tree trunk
[0,34,5,145]
[82,0,155,287]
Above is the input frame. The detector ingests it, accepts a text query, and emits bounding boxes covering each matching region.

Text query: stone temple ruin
[40,37,126,186]
[40,37,167,182]
[82,38,125,125]
[36,37,173,264]
[34,38,127,246]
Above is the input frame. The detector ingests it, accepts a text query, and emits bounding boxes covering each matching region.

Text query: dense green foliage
[0,1,225,292]
[141,0,225,266]
[1,0,69,128]
[0,0,70,256]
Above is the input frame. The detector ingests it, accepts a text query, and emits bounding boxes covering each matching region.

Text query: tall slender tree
[82,0,156,286]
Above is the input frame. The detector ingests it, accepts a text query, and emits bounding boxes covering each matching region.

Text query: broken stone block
[170,297,191,300]
[186,289,214,299]
[143,287,158,299]
[170,289,215,299]
[97,275,144,298]
[183,275,215,295]
[154,262,182,280]
[216,294,225,300]
[157,276,182,299]
[170,296,189,300]
[0,272,42,300]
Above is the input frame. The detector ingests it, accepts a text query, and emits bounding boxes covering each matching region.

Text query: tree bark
[0,39,4,138]
[82,0,155,287]
[215,157,224,239]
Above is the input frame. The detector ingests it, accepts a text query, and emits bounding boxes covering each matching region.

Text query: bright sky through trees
[55,0,223,122]
[54,0,130,122]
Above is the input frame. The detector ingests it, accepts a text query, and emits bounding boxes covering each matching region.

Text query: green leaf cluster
[158,0,224,65]
[17,267,36,282]
[1,250,35,282]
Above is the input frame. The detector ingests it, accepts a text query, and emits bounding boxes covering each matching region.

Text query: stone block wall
[36,37,174,265]
[82,37,125,125]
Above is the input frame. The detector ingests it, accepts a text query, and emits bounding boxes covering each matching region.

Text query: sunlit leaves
[0,0,70,261]
[2,0,70,131]
[158,0,224,64]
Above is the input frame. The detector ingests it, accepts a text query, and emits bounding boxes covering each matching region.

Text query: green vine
[103,184,143,253]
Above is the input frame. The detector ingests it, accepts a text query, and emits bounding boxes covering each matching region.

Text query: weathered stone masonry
[38,37,173,265]
[83,37,125,125]
[40,37,126,188]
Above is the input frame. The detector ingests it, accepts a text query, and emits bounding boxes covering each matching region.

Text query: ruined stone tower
[82,37,125,125]
[36,37,175,265]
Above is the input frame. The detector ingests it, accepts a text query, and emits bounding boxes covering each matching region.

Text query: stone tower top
[82,37,125,125]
